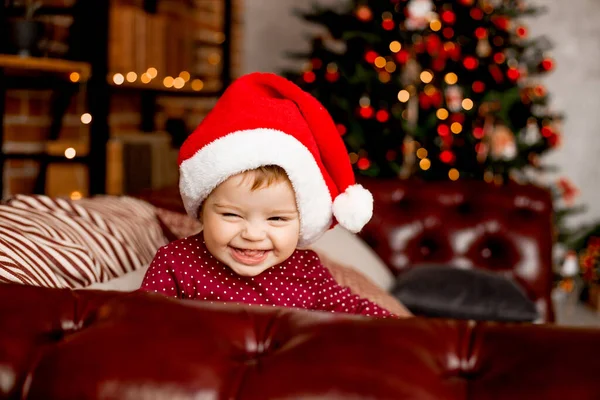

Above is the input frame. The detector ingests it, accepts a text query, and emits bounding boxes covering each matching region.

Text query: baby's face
[202,172,300,277]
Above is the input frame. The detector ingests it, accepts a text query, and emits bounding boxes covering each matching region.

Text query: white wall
[243,0,600,225]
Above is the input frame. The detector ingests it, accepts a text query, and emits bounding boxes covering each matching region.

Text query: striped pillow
[155,208,202,240]
[0,195,168,289]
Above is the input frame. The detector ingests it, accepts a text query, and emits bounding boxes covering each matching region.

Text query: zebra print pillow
[0,195,168,289]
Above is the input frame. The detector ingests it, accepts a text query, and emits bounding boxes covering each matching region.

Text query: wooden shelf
[1,153,89,163]
[3,5,75,17]
[108,76,221,97]
[0,55,91,82]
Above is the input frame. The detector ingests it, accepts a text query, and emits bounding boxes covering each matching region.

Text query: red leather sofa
[1,283,599,400]
[357,178,556,322]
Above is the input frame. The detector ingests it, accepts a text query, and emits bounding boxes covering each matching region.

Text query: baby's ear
[197,202,205,223]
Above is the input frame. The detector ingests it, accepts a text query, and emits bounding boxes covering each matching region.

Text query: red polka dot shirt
[140,234,392,318]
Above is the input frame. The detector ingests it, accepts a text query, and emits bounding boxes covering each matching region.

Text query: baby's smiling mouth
[229,246,271,265]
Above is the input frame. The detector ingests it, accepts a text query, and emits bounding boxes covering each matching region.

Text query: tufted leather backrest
[1,283,598,400]
[358,178,555,322]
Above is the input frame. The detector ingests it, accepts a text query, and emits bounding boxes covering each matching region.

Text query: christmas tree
[283,0,562,184]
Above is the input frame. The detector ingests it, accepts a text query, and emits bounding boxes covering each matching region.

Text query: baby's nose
[241,222,266,241]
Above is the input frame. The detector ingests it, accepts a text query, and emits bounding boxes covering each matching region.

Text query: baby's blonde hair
[242,165,289,190]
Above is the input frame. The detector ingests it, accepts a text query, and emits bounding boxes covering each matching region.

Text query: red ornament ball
[437,124,450,137]
[376,110,390,122]
[507,67,520,81]
[475,27,487,39]
[541,58,555,71]
[492,16,509,30]
[303,71,316,83]
[473,127,485,139]
[440,150,455,164]
[395,49,410,64]
[443,27,455,39]
[463,56,479,70]
[470,8,484,20]
[472,81,485,93]
[382,19,395,30]
[534,85,546,97]
[365,50,378,64]
[357,157,371,170]
[541,126,553,137]
[359,106,374,119]
[441,11,456,24]
[325,71,339,82]
[356,6,373,22]
[493,52,506,64]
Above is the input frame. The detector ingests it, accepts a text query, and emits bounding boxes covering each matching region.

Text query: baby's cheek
[204,218,233,245]
[275,225,300,256]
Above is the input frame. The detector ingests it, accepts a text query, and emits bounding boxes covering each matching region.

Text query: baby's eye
[268,216,287,222]
[222,213,241,218]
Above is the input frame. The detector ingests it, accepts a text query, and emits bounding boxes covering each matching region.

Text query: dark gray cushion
[392,265,539,322]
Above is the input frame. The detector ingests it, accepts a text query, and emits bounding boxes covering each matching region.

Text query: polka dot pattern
[140,234,392,317]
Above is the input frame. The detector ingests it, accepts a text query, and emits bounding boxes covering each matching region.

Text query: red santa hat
[178,72,373,247]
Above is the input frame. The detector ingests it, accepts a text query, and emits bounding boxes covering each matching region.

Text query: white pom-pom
[332,184,374,233]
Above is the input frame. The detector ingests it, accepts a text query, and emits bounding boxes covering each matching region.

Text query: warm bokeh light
[436,108,449,120]
[69,72,80,83]
[449,168,460,181]
[64,147,76,159]
[462,98,474,110]
[112,73,124,85]
[374,56,387,68]
[140,73,151,84]
[173,77,185,89]
[378,71,391,83]
[163,76,174,88]
[146,67,158,79]
[430,20,442,31]
[191,79,204,91]
[179,71,191,82]
[397,90,410,102]
[424,85,436,96]
[126,72,137,82]
[80,113,92,124]
[444,73,458,85]
[389,41,401,53]
[420,71,433,83]
[208,53,221,65]
[70,191,82,200]
[420,158,431,170]
[385,61,397,73]
[451,122,463,134]
[416,148,428,159]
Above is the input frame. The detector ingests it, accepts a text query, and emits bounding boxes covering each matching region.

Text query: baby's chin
[228,262,274,277]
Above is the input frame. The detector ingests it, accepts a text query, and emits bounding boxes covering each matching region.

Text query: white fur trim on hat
[179,128,333,247]
[332,184,373,233]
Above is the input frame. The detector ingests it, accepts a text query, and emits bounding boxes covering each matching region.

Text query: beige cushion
[319,254,411,317]
[310,226,395,291]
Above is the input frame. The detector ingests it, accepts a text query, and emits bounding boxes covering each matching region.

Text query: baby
[141,72,395,317]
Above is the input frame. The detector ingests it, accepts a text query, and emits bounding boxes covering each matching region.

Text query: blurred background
[1,0,600,317]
